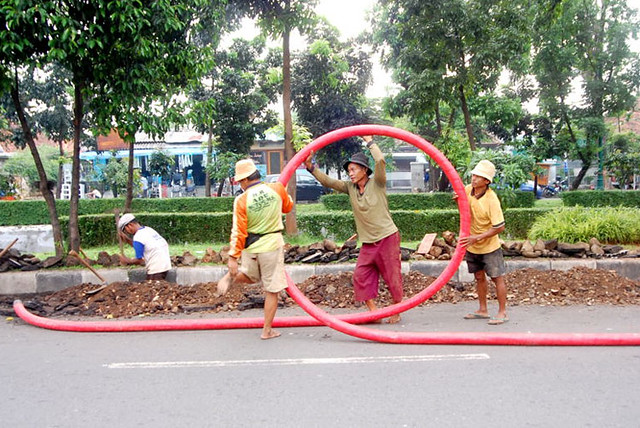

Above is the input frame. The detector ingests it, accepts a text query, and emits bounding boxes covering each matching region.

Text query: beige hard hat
[471,160,496,183]
[234,159,257,181]
[118,213,136,231]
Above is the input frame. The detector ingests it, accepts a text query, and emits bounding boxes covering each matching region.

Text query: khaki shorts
[239,247,287,293]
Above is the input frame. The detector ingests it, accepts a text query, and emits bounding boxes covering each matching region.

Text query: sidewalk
[2,258,640,295]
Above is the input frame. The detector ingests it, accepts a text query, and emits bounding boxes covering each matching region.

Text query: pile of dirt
[2,267,638,319]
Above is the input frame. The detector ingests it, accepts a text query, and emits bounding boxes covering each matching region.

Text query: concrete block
[80,269,128,285]
[409,261,450,278]
[506,259,551,273]
[126,268,177,283]
[315,263,355,276]
[550,259,596,271]
[285,265,315,284]
[176,266,225,285]
[127,268,147,283]
[36,271,82,293]
[400,262,410,274]
[0,271,37,294]
[596,259,640,280]
[165,269,177,283]
[0,225,54,253]
[456,262,473,283]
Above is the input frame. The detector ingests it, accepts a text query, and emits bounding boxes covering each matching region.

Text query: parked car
[519,181,543,199]
[265,169,328,202]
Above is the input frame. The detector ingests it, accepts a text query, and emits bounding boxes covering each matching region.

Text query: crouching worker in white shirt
[117,213,172,280]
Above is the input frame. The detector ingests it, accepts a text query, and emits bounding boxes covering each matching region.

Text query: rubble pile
[2,267,638,319]
[501,237,640,259]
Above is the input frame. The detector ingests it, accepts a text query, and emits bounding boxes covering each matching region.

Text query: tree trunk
[572,160,591,190]
[124,140,135,212]
[458,84,476,151]
[68,79,84,252]
[282,25,298,235]
[216,180,224,197]
[10,77,65,257]
[56,138,64,199]
[205,129,213,197]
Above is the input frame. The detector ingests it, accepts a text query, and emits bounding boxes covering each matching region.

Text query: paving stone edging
[2,258,640,296]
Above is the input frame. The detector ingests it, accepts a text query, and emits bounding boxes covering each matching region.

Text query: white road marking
[105,353,490,369]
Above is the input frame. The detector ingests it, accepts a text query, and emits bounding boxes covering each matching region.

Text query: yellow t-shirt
[465,184,505,254]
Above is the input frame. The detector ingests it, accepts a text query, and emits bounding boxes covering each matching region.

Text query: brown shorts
[146,271,168,281]
[239,247,287,293]
[465,248,506,278]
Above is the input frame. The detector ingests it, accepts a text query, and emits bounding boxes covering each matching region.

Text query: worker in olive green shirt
[305,136,403,324]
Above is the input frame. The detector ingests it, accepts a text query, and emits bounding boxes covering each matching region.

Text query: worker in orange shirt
[217,159,293,339]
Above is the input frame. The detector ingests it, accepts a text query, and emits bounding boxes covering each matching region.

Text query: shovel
[0,238,19,259]
[68,250,107,295]
[114,209,125,256]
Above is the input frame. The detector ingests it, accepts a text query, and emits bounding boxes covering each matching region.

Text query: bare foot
[261,329,281,340]
[386,314,401,324]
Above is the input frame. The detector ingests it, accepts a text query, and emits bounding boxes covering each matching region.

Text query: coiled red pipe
[13,125,466,331]
[13,125,640,345]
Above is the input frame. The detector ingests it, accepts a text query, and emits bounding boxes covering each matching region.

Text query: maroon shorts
[352,231,403,303]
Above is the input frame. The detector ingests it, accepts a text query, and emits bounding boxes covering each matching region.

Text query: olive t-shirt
[311,143,398,243]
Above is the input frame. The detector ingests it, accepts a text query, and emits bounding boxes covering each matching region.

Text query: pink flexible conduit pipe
[13,125,640,345]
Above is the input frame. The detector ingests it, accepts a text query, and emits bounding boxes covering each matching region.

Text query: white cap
[118,213,136,231]
[470,160,496,183]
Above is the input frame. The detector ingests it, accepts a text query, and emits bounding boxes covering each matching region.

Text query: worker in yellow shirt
[458,160,508,325]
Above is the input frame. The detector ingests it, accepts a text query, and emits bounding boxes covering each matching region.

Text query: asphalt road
[2,302,639,428]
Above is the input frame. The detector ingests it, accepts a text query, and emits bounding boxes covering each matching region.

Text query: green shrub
[320,190,533,211]
[528,207,640,244]
[0,197,235,226]
[494,189,536,209]
[561,190,640,207]
[61,208,550,246]
[296,208,550,242]
[60,212,233,247]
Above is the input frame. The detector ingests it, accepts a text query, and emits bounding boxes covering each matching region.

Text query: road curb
[1,258,640,296]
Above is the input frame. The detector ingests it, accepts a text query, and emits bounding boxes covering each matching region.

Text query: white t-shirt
[132,226,171,274]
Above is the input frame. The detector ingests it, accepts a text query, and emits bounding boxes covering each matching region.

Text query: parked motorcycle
[542,178,568,198]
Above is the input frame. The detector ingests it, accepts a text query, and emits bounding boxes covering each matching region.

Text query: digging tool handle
[0,238,19,259]
[69,250,106,283]
[78,247,88,260]
[114,210,124,255]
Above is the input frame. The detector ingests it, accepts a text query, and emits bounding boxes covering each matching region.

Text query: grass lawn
[534,198,563,208]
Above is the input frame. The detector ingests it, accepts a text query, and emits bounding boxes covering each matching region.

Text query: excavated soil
[1,266,639,319]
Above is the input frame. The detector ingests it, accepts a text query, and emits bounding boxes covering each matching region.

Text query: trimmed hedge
[0,197,235,226]
[60,212,234,247]
[298,208,551,241]
[320,190,534,211]
[66,208,550,246]
[561,190,640,207]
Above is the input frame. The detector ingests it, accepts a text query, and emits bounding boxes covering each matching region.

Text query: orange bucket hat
[234,159,257,181]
